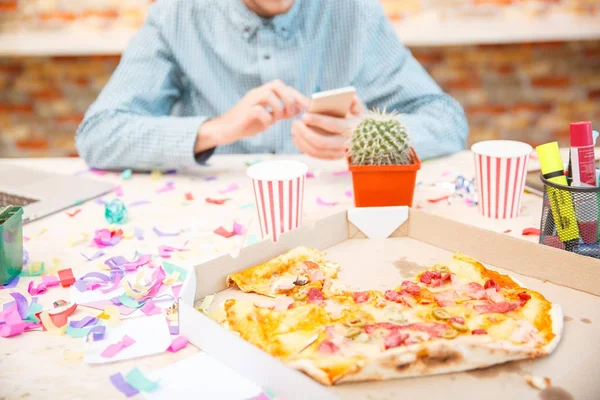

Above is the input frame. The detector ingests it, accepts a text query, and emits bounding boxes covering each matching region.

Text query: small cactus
[349,110,412,166]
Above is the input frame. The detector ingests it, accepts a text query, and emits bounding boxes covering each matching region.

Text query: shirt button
[263,55,271,60]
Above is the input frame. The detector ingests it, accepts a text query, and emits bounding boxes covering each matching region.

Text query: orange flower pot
[348,148,421,207]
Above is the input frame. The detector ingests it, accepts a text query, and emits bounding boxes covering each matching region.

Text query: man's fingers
[269,81,309,114]
[258,92,284,120]
[291,120,347,160]
[248,105,273,129]
[302,113,353,136]
[349,95,364,116]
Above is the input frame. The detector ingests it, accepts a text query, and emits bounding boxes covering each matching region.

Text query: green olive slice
[432,308,451,320]
[344,318,367,328]
[451,321,469,332]
[442,329,458,339]
[344,327,362,338]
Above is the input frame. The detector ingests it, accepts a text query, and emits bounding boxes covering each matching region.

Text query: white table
[0,152,545,399]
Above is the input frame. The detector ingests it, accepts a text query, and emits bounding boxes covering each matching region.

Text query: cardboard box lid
[179,207,600,399]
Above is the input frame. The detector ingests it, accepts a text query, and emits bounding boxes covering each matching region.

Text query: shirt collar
[231,0,301,41]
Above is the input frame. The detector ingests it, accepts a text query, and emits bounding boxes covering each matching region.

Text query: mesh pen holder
[539,175,600,259]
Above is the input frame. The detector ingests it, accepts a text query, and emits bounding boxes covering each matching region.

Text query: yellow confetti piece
[199,294,214,313]
[98,305,120,327]
[151,170,162,180]
[39,312,66,336]
[47,258,62,276]
[68,232,89,247]
[162,271,180,286]
[122,230,134,240]
[62,350,84,361]
[123,271,151,300]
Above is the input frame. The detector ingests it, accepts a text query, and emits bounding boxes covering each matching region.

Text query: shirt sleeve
[75,4,213,171]
[354,3,469,160]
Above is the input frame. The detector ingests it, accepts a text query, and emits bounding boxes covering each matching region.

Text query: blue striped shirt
[76,0,468,170]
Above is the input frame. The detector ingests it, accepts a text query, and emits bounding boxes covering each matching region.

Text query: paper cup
[247,160,308,242]
[472,140,532,219]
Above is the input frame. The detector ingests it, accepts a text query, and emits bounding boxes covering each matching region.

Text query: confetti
[125,368,160,393]
[306,171,316,178]
[121,169,133,180]
[22,249,29,266]
[28,276,60,295]
[101,335,136,358]
[110,373,139,398]
[95,198,107,205]
[57,269,76,287]
[119,293,146,309]
[332,170,350,176]
[158,245,186,259]
[128,200,151,207]
[185,192,194,201]
[0,304,40,338]
[69,316,98,329]
[68,233,89,247]
[205,197,227,205]
[240,202,255,209]
[66,209,82,217]
[203,176,217,181]
[233,221,245,235]
[199,294,214,313]
[100,271,123,294]
[42,303,77,328]
[122,254,151,271]
[168,336,189,352]
[74,272,111,292]
[133,226,145,240]
[156,181,175,193]
[66,324,95,338]
[214,226,236,238]
[427,195,451,203]
[38,311,66,336]
[247,234,259,245]
[89,325,106,341]
[93,228,123,247]
[344,190,353,198]
[153,226,180,237]
[114,185,124,197]
[169,325,179,335]
[140,300,162,316]
[218,183,239,194]
[63,350,84,361]
[245,157,262,167]
[522,228,541,236]
[316,197,338,206]
[503,229,512,234]
[150,170,162,180]
[20,261,45,276]
[163,262,188,282]
[98,305,120,327]
[82,250,105,261]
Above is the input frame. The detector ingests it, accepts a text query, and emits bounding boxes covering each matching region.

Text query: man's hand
[195,80,309,153]
[292,96,364,160]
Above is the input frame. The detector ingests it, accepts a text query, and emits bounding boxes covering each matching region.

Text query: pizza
[213,247,562,386]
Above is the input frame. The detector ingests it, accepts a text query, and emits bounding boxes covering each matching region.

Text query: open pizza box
[178,207,600,399]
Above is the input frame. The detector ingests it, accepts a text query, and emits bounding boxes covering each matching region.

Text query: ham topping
[486,288,506,303]
[484,279,500,291]
[463,282,487,299]
[307,288,324,305]
[365,322,448,338]
[420,271,451,287]
[472,329,488,335]
[401,281,421,295]
[384,290,403,303]
[308,270,325,282]
[353,291,370,303]
[384,331,410,350]
[474,301,518,314]
[434,290,458,307]
[318,340,340,354]
[303,260,320,270]
[518,292,532,307]
[274,296,294,311]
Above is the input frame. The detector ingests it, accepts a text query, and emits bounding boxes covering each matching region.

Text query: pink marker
[570,121,597,243]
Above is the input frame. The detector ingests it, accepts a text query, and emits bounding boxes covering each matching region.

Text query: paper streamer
[39,311,66,336]
[100,335,136,358]
[163,262,187,282]
[218,183,239,194]
[89,325,106,341]
[133,226,145,240]
[9,292,29,319]
[43,303,78,329]
[110,372,139,398]
[153,227,180,237]
[123,254,151,271]
[66,209,82,217]
[119,293,146,309]
[184,192,194,201]
[156,182,175,193]
[129,200,151,207]
[58,269,76,287]
[522,228,541,236]
[167,336,189,353]
[66,325,95,338]
[82,250,105,261]
[69,316,98,329]
[105,256,128,269]
[93,229,123,248]
[205,198,227,205]
[75,272,111,292]
[125,368,160,392]
[332,170,350,176]
[214,226,236,238]
[28,276,60,295]
[316,197,338,207]
[140,300,162,316]
[100,271,123,294]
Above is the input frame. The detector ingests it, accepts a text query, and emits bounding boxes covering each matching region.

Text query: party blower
[247,160,308,242]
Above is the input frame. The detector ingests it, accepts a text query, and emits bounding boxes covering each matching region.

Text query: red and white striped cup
[247,160,308,242]
[472,140,532,219]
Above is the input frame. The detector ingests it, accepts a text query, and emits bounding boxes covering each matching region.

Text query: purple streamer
[82,250,105,261]
[69,316,98,329]
[169,325,180,335]
[133,226,144,240]
[9,292,29,319]
[75,272,111,292]
[104,256,128,269]
[203,176,217,181]
[153,227,180,237]
[128,200,151,207]
[89,325,106,341]
[95,198,107,205]
[109,373,139,398]
[111,296,123,306]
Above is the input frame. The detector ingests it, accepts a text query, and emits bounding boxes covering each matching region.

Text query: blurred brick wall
[0,0,599,158]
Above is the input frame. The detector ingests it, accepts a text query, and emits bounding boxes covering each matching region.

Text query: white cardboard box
[179,207,600,399]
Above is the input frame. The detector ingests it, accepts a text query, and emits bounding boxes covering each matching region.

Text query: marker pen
[570,121,597,243]
[536,142,580,248]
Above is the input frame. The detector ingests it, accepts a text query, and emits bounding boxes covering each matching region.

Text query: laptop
[0,164,113,223]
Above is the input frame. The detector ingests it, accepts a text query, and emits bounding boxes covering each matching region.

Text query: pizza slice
[226,247,340,298]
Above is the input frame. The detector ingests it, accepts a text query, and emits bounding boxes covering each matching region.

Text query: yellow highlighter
[536,142,580,244]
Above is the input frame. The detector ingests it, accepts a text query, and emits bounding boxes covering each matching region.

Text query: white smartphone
[307,86,356,118]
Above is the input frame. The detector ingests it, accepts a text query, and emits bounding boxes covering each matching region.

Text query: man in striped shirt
[76,0,468,170]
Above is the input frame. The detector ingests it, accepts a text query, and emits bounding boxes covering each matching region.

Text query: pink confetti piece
[218,183,239,194]
[140,300,162,316]
[250,394,271,400]
[114,185,124,197]
[522,228,540,236]
[123,254,152,271]
[171,284,182,299]
[27,276,60,295]
[156,181,175,193]
[167,336,189,352]
[90,169,107,176]
[110,373,139,398]
[214,226,236,238]
[101,335,136,358]
[158,245,186,259]
[233,221,245,235]
[23,236,30,242]
[344,190,353,198]
[66,209,82,217]
[93,229,123,247]
[332,170,349,176]
[100,271,123,294]
[427,195,451,203]
[153,227,180,237]
[316,197,338,206]
[82,250,105,261]
[306,171,315,178]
